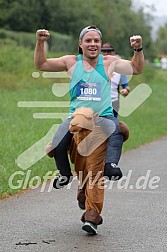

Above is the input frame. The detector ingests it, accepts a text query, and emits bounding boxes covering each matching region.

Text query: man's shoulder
[64,55,77,69]
[64,54,77,61]
[103,55,119,61]
[103,55,119,70]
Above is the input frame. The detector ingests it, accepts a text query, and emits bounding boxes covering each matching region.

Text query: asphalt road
[0,136,167,252]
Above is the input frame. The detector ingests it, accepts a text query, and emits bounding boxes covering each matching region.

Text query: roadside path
[0,136,167,252]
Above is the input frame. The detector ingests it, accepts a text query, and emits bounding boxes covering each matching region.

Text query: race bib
[76,81,101,101]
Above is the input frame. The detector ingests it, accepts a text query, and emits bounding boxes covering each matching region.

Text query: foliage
[0,29,75,53]
[0,0,50,32]
[154,23,167,56]
[0,0,159,59]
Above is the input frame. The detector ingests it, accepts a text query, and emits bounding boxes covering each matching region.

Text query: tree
[0,0,50,32]
[0,0,154,59]
[154,23,167,56]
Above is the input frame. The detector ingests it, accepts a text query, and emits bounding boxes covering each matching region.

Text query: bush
[0,29,75,53]
[49,31,75,53]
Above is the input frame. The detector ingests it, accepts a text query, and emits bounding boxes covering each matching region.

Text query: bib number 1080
[80,87,97,95]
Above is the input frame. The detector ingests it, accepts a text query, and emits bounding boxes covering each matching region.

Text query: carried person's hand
[130,35,142,50]
[120,88,129,96]
[36,29,50,41]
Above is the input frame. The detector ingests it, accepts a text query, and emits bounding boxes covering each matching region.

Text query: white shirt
[110,72,128,102]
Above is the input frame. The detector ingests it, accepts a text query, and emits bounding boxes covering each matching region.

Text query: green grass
[0,88,57,197]
[120,65,167,151]
[0,43,167,198]
[0,29,74,52]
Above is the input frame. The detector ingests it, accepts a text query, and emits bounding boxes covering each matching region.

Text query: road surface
[0,136,167,252]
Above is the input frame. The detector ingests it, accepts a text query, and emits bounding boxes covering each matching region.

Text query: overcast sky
[133,0,167,16]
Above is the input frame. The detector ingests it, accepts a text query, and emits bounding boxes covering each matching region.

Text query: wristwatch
[134,47,143,52]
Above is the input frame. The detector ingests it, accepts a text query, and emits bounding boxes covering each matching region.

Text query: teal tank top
[69,54,113,117]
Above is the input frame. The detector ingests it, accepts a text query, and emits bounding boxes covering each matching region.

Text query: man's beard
[88,55,97,59]
[86,53,98,60]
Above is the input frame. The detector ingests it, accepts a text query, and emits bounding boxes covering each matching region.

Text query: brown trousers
[69,127,108,225]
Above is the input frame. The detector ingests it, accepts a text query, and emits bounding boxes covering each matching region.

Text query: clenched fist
[130,35,142,50]
[36,29,50,41]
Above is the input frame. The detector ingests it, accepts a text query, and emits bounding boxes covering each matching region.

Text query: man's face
[79,31,102,59]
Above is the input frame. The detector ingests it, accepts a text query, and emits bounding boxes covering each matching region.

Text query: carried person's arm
[34,29,68,72]
[120,75,130,96]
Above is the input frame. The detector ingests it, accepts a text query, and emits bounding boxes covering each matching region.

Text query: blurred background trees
[0,0,166,59]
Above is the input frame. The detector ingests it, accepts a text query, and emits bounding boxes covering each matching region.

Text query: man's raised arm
[34,29,67,72]
[130,35,144,74]
[112,35,144,76]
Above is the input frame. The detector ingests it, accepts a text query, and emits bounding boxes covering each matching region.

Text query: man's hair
[78,25,102,54]
[79,25,102,41]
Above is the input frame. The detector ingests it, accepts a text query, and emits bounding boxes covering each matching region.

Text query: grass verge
[0,44,167,198]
